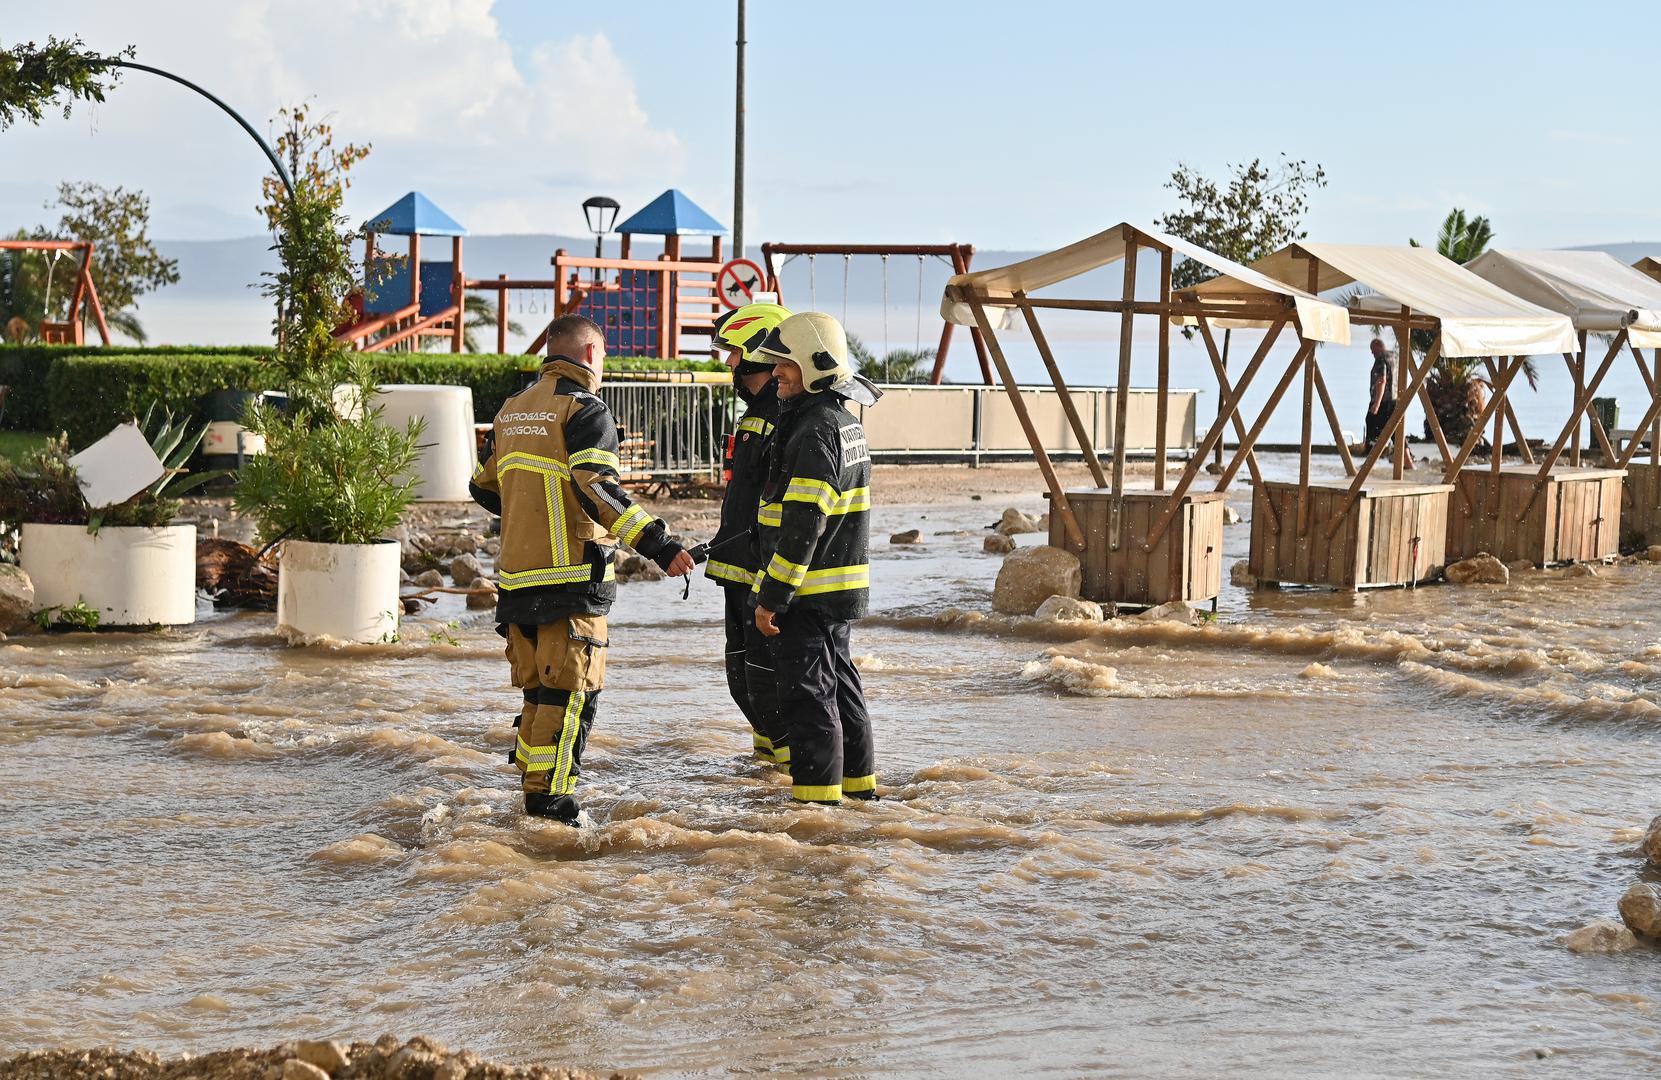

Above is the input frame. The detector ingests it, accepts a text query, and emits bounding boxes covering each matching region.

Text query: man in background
[470,314,694,825]
[1365,336,1398,453]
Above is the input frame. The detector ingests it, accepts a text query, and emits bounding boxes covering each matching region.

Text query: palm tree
[461,293,523,354]
[1409,208,1536,448]
[848,334,934,384]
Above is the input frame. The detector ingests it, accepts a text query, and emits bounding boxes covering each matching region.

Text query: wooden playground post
[965,293,1085,547]
[496,274,508,353]
[451,236,465,353]
[1014,292,1107,489]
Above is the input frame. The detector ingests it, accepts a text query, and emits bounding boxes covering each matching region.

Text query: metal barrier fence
[598,380,1201,479]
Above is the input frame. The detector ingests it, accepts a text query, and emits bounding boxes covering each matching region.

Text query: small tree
[256,101,371,233]
[48,182,179,343]
[0,36,128,129]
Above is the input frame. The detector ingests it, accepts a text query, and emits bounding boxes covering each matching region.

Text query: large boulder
[1644,814,1661,866]
[1134,600,1201,625]
[448,552,485,587]
[983,533,1016,555]
[994,508,1044,536]
[1444,553,1509,585]
[1562,920,1637,954]
[992,545,1081,615]
[0,564,35,633]
[1619,882,1661,939]
[1034,595,1104,623]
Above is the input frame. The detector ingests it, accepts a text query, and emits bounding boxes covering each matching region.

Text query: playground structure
[336,192,467,353]
[0,239,111,346]
[1462,249,1661,557]
[939,222,1347,608]
[1194,243,1576,587]
[760,243,992,384]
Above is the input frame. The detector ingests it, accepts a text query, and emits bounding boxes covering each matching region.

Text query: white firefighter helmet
[756,311,880,406]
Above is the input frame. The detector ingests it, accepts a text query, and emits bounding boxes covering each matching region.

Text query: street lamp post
[581,196,620,284]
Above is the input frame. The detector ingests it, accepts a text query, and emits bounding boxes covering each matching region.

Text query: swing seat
[39,320,82,346]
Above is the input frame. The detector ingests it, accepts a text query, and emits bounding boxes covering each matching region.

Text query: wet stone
[412,569,444,590]
[0,564,36,634]
[1230,560,1256,588]
[890,529,923,544]
[1135,601,1201,625]
[1444,553,1509,585]
[983,534,1016,555]
[994,508,1043,536]
[401,598,423,615]
[295,1040,349,1075]
[1563,920,1637,954]
[1644,544,1661,563]
[1618,882,1661,939]
[1223,505,1242,525]
[466,586,498,610]
[448,552,485,588]
[1507,558,1534,573]
[1563,562,1598,578]
[992,545,1081,615]
[1034,595,1104,623]
[1643,814,1661,866]
[282,1060,330,1080]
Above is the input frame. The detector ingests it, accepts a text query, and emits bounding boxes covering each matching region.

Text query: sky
[4,0,1661,251]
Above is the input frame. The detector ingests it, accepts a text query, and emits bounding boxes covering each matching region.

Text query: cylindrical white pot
[276,539,401,643]
[373,384,478,501]
[20,522,198,627]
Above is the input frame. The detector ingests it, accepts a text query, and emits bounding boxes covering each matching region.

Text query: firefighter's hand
[664,550,695,577]
[755,606,780,637]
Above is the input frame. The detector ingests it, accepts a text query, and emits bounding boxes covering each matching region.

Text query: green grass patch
[0,430,51,464]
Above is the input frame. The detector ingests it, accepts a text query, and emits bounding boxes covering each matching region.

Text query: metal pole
[733,0,747,260]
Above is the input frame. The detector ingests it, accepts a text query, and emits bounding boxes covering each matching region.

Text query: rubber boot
[525,792,583,826]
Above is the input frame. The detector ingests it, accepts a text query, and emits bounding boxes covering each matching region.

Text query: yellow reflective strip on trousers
[471,460,485,479]
[752,732,774,750]
[772,744,791,763]
[792,783,841,802]
[568,448,619,471]
[550,691,585,795]
[615,504,651,545]
[842,774,876,793]
[767,552,808,587]
[795,564,870,596]
[756,501,783,527]
[707,560,757,586]
[516,734,561,772]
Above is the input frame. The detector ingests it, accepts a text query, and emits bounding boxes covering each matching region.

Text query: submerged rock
[1034,595,1104,623]
[1223,505,1242,525]
[1134,601,1201,625]
[616,554,665,583]
[466,585,498,610]
[1507,558,1534,573]
[1563,920,1638,954]
[412,569,444,590]
[0,564,36,633]
[1644,815,1661,866]
[983,533,1016,555]
[282,1058,330,1080]
[890,529,923,544]
[1563,562,1598,578]
[448,552,485,587]
[1618,882,1661,939]
[1229,560,1256,588]
[992,545,1081,615]
[1443,553,1509,585]
[994,507,1044,536]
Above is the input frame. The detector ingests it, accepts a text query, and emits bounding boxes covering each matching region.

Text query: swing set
[759,243,991,384]
[0,239,112,346]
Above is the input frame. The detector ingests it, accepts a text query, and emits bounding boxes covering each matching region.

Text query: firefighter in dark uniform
[470,314,694,825]
[751,311,881,805]
[706,302,794,765]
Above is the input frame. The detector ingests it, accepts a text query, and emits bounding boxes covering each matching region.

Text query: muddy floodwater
[4,457,1660,1078]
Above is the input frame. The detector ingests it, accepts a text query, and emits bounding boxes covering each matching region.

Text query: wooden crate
[1624,464,1661,547]
[1046,488,1224,608]
[1446,466,1623,565]
[1249,480,1451,590]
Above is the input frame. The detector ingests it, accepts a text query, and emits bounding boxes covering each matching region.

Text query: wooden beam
[1298,347,1314,536]
[1572,333,1587,465]
[1015,292,1107,488]
[496,274,508,354]
[1616,391,1661,470]
[1325,335,1444,539]
[1516,329,1627,521]
[1443,355,1524,478]
[1196,318,1277,532]
[1217,342,1312,492]
[1112,232,1138,506]
[1393,324,1411,479]
[1309,356,1355,476]
[967,294,1085,547]
[1155,247,1172,490]
[1483,357,1534,462]
[1144,316,1289,551]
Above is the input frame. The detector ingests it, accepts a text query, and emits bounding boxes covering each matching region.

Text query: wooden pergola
[939,223,1347,607]
[1195,243,1577,587]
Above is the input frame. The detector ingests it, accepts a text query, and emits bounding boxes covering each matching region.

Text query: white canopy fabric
[1197,244,1577,358]
[939,224,1349,344]
[1463,249,1661,349]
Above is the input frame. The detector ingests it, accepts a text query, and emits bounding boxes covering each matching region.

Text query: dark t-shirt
[1371,351,1397,407]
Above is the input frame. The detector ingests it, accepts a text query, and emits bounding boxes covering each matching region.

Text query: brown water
[4,462,1660,1078]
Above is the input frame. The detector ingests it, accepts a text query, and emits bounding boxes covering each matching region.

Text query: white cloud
[0,1,683,237]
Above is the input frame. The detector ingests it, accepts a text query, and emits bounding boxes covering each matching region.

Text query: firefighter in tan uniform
[471,314,694,825]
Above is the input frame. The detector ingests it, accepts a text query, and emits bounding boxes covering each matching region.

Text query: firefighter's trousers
[505,616,607,796]
[723,585,786,763]
[770,606,875,803]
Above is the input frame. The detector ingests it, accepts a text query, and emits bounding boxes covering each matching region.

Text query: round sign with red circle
[716,258,766,309]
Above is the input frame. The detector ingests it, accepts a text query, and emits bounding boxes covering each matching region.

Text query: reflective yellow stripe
[757,501,783,527]
[543,474,569,566]
[497,561,613,590]
[569,448,619,471]
[737,416,774,437]
[752,732,774,751]
[772,744,791,763]
[498,451,571,477]
[707,560,757,586]
[471,459,485,479]
[792,783,841,802]
[766,553,808,587]
[550,691,585,795]
[795,564,869,596]
[516,734,560,772]
[783,478,869,516]
[842,774,876,793]
[614,504,652,546]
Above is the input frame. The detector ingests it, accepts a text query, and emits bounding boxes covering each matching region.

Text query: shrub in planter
[0,411,222,627]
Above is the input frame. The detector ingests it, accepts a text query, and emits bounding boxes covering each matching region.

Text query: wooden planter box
[1624,464,1661,547]
[1249,480,1451,590]
[1446,466,1623,565]
[1046,488,1224,608]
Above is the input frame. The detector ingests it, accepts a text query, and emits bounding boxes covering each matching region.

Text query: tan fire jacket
[470,357,681,624]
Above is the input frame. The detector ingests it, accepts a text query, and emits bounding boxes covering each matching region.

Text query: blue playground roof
[617,189,727,236]
[362,191,468,237]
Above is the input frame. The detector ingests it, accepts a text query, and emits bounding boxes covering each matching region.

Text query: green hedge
[38,350,717,446]
[0,345,270,431]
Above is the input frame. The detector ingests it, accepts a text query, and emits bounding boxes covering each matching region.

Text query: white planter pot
[277,539,401,643]
[374,384,478,502]
[20,522,198,627]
